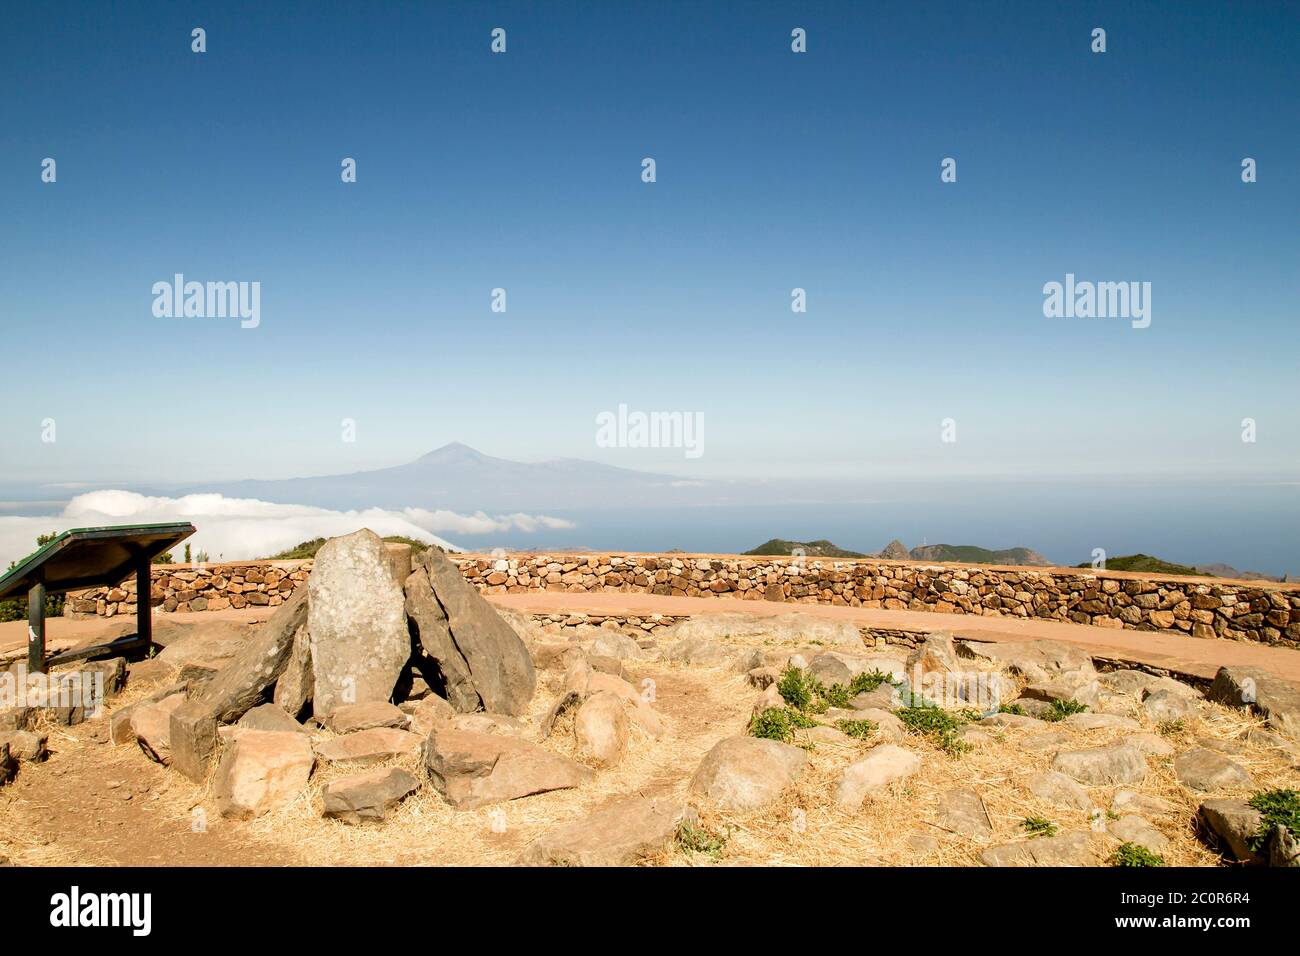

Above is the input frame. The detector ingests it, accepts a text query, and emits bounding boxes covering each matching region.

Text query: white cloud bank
[0,490,575,568]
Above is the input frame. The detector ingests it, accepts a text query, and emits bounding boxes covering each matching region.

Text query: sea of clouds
[0,490,575,567]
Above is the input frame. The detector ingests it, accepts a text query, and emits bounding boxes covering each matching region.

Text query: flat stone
[401,694,456,735]
[980,713,1046,729]
[423,726,592,809]
[1027,770,1094,811]
[1113,789,1176,816]
[960,639,1094,678]
[325,701,408,734]
[1019,730,1071,753]
[937,788,993,839]
[1174,748,1253,792]
[689,736,808,811]
[590,631,644,661]
[238,704,306,734]
[214,729,315,819]
[835,744,923,808]
[322,767,420,824]
[980,831,1096,867]
[1051,743,1148,786]
[314,727,424,765]
[1061,713,1141,731]
[1127,732,1176,756]
[0,729,47,763]
[1109,815,1170,855]
[518,795,694,866]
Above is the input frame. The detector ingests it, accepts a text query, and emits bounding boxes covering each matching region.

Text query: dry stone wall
[65,552,1300,647]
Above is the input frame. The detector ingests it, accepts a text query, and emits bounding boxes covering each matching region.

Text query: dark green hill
[1074,553,1205,576]
[743,539,867,558]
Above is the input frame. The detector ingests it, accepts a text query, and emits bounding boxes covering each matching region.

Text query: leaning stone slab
[518,795,695,866]
[272,623,313,718]
[404,562,478,712]
[166,588,310,783]
[1208,665,1300,743]
[309,530,410,718]
[131,693,187,765]
[214,729,315,819]
[314,727,424,766]
[420,548,537,716]
[980,831,1096,867]
[323,767,420,824]
[1051,743,1147,786]
[689,736,808,812]
[423,726,592,809]
[1174,748,1253,792]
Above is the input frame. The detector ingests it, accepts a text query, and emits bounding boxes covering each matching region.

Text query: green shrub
[677,820,729,860]
[998,703,1026,716]
[777,666,817,711]
[1246,788,1300,852]
[1111,842,1165,866]
[1021,816,1058,838]
[748,707,817,743]
[835,719,878,740]
[1042,698,1089,722]
[896,703,971,756]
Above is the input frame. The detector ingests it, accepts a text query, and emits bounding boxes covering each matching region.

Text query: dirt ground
[2,640,1296,867]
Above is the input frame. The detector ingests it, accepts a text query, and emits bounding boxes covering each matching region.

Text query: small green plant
[777,666,817,711]
[1246,788,1300,852]
[1110,842,1165,867]
[1021,816,1058,838]
[998,702,1026,716]
[677,820,729,860]
[1157,718,1185,736]
[1042,698,1089,722]
[835,718,878,740]
[896,703,971,756]
[748,707,816,743]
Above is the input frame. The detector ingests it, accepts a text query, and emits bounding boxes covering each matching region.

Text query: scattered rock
[1174,748,1253,792]
[214,729,315,819]
[1198,798,1265,863]
[574,691,629,767]
[325,701,408,734]
[518,795,694,866]
[237,704,306,734]
[1051,743,1148,786]
[0,743,14,785]
[1142,689,1197,723]
[590,631,644,661]
[130,693,187,765]
[835,745,923,808]
[959,640,1094,679]
[937,788,993,839]
[853,708,905,743]
[980,831,1095,867]
[1109,815,1170,855]
[423,726,592,809]
[1061,713,1140,731]
[1127,733,1176,757]
[314,727,424,766]
[322,767,421,824]
[1023,678,1101,709]
[690,736,808,811]
[1019,730,1071,753]
[1207,665,1300,742]
[402,694,456,735]
[447,713,527,736]
[1027,769,1095,811]
[309,530,411,717]
[980,713,1046,729]
[0,730,47,763]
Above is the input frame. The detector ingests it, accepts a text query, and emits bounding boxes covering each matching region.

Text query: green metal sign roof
[0,523,196,600]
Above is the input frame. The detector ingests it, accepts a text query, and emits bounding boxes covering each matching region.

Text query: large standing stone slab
[214,729,315,819]
[423,726,592,809]
[195,588,308,723]
[419,549,536,716]
[1208,665,1300,743]
[308,530,410,718]
[689,736,808,811]
[272,623,313,718]
[519,795,694,866]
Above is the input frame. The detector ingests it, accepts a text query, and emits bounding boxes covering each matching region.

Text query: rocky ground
[2,534,1297,868]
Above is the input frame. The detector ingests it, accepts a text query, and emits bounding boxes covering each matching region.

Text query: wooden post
[27,582,45,674]
[136,556,152,649]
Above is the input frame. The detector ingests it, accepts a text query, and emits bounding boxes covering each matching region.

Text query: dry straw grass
[4,640,1299,868]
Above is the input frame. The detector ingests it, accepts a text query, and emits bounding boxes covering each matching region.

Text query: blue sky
[1,0,1297,486]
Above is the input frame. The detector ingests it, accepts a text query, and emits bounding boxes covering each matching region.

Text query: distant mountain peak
[415,442,490,463]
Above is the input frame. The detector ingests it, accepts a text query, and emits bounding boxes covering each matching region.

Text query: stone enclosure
[68,552,1300,647]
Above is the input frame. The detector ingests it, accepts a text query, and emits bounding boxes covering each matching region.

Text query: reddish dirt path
[487,591,1300,686]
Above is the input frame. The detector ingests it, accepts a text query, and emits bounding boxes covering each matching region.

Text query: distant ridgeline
[745,539,1050,567]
